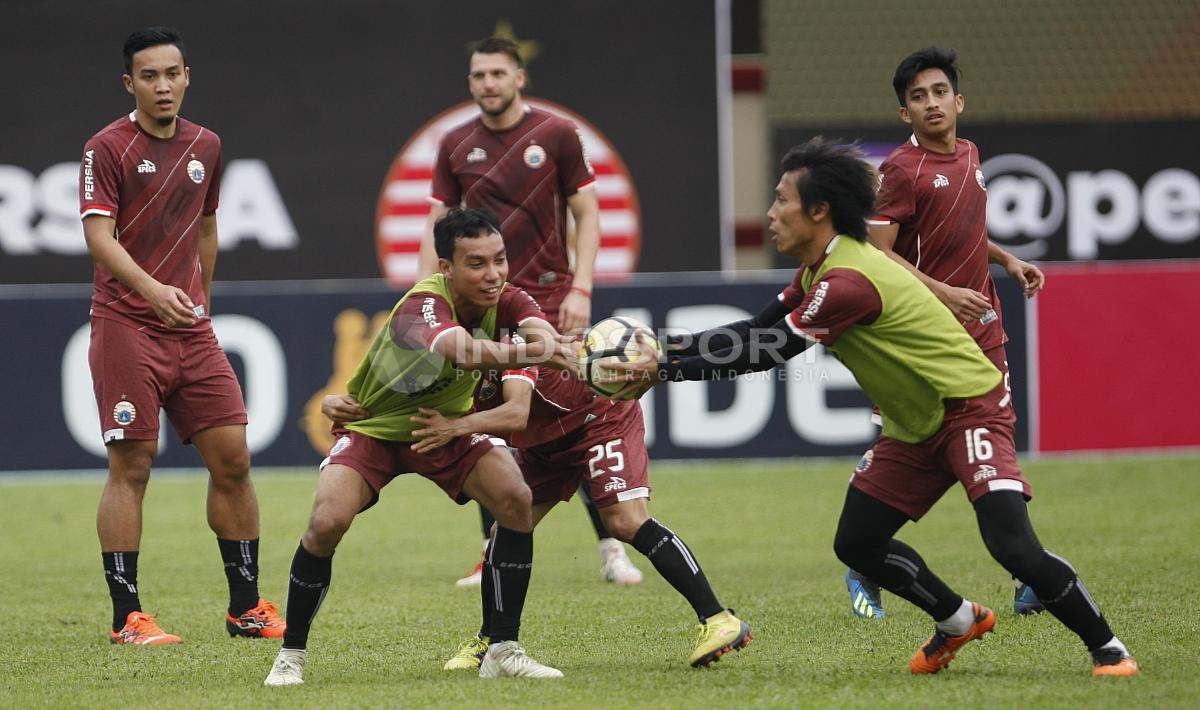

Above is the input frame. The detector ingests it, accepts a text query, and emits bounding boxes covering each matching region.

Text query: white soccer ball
[578,316,661,397]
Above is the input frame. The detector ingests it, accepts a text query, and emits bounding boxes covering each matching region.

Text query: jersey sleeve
[203,142,223,215]
[79,138,121,219]
[389,292,461,351]
[554,119,595,196]
[499,333,536,387]
[430,135,461,206]
[784,269,882,346]
[776,267,808,310]
[872,158,915,225]
[497,285,549,330]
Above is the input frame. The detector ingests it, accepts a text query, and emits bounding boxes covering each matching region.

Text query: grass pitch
[2,455,1198,708]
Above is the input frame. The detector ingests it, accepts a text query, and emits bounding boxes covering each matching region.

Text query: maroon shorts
[321,426,507,507]
[850,345,1030,520]
[88,316,247,445]
[517,403,650,508]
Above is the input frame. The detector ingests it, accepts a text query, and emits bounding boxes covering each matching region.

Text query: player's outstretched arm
[410,378,533,453]
[434,325,571,372]
[82,215,198,328]
[665,297,792,357]
[987,240,1045,298]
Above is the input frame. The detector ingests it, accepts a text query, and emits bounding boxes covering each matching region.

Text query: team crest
[975,168,986,190]
[113,401,137,426]
[329,435,351,456]
[523,144,546,169]
[187,159,205,184]
[479,379,498,401]
[855,449,874,473]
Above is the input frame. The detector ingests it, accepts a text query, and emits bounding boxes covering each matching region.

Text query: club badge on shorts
[187,159,205,184]
[523,144,546,169]
[113,401,137,426]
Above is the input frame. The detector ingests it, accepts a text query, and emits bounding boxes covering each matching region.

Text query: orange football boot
[110,611,182,645]
[226,598,286,638]
[910,602,995,674]
[1092,648,1140,677]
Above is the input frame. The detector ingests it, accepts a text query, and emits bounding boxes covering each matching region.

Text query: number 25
[586,439,625,478]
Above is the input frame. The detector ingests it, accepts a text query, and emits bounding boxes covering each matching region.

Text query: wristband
[570,286,592,298]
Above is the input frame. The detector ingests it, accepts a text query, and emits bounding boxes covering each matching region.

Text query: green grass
[2,455,1198,708]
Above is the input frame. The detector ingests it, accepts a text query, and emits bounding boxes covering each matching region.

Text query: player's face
[468,52,526,117]
[767,171,823,257]
[123,44,189,126]
[899,68,963,139]
[441,231,509,310]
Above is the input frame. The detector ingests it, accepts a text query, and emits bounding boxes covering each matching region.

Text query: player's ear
[808,200,830,222]
[515,67,527,91]
[122,74,134,95]
[438,257,452,278]
[898,105,911,125]
[954,93,964,114]
[184,66,191,88]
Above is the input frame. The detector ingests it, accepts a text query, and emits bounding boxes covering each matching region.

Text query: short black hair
[892,46,960,106]
[779,138,875,241]
[470,37,524,69]
[433,207,502,260]
[123,26,187,74]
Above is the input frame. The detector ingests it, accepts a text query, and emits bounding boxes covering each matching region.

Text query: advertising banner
[0,273,1032,472]
[1032,261,1200,452]
[776,122,1200,262]
[0,0,724,285]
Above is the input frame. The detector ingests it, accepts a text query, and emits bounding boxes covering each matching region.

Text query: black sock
[973,492,1115,650]
[578,484,614,540]
[281,542,333,650]
[631,519,723,620]
[1022,553,1114,651]
[218,538,261,616]
[102,551,141,632]
[834,486,963,620]
[479,538,494,638]
[486,527,533,643]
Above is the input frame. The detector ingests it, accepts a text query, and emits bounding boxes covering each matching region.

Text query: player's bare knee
[106,441,156,489]
[600,508,647,543]
[305,505,353,553]
[491,483,532,532]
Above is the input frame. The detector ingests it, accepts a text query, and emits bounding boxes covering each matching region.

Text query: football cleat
[599,538,644,585]
[910,603,995,674]
[444,635,489,670]
[1091,647,1139,677]
[456,557,484,588]
[845,568,885,619]
[1013,580,1045,615]
[110,611,181,646]
[479,641,563,678]
[227,598,286,638]
[264,648,307,686]
[690,609,752,668]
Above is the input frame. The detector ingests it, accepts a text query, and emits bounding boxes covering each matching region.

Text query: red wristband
[570,286,592,298]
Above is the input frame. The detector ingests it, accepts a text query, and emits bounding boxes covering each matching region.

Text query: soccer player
[79,27,283,646]
[264,208,576,686]
[418,36,643,587]
[394,363,751,670]
[846,46,1048,619]
[608,138,1139,678]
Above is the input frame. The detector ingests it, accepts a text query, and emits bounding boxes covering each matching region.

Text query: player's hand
[558,290,591,337]
[597,332,660,397]
[546,339,583,377]
[1005,257,1045,298]
[147,282,198,328]
[322,394,370,424]
[937,285,991,322]
[410,407,462,453]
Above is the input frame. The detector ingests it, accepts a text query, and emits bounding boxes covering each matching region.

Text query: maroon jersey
[872,136,1005,350]
[474,366,637,450]
[390,284,548,354]
[79,113,222,335]
[782,269,882,346]
[430,106,595,304]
